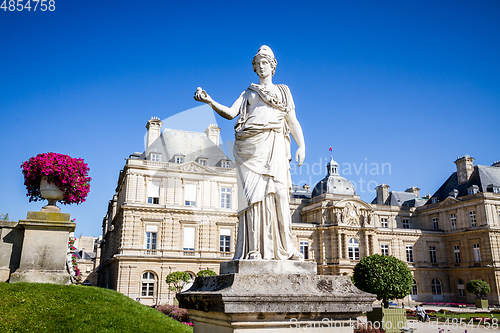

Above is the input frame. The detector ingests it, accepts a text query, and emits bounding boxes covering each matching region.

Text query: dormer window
[467,185,479,195]
[172,154,185,164]
[150,153,161,162]
[196,158,208,166]
[222,161,231,168]
[487,184,500,193]
[431,197,438,204]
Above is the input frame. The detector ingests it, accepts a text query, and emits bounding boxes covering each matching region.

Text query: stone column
[364,233,369,257]
[337,230,343,259]
[10,211,75,284]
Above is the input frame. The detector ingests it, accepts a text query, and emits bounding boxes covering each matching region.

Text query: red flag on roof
[329,146,332,152]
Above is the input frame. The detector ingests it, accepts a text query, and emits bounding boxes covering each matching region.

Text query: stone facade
[97,118,500,306]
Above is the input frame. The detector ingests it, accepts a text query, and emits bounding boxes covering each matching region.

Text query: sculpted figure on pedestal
[194,46,306,260]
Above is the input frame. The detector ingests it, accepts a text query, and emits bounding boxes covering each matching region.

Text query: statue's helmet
[252,45,277,76]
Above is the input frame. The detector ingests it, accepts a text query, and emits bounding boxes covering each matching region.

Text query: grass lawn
[0,282,193,333]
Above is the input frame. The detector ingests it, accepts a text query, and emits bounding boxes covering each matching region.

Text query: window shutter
[220,228,231,236]
[147,181,160,198]
[183,226,195,249]
[184,184,197,202]
[146,225,158,232]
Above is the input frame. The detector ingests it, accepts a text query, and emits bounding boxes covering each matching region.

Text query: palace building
[97,117,500,306]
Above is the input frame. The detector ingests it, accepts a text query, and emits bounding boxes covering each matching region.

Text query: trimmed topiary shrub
[466,279,491,299]
[197,269,216,277]
[352,254,413,308]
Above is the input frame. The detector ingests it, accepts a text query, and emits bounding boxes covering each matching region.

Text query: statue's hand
[194,87,212,104]
[295,146,305,167]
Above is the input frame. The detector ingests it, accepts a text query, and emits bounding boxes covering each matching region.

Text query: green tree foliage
[165,272,191,293]
[0,212,9,221]
[352,254,413,308]
[197,269,216,277]
[466,279,491,299]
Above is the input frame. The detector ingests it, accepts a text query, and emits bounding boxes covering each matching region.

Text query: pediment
[439,196,461,207]
[173,161,218,175]
[333,198,373,211]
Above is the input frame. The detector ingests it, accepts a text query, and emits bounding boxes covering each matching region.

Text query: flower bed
[155,305,192,326]
[21,152,91,205]
[420,302,472,307]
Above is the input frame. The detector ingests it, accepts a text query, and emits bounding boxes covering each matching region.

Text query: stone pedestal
[178,260,376,332]
[9,211,75,284]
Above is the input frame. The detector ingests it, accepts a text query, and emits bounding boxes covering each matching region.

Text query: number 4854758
[1,0,55,11]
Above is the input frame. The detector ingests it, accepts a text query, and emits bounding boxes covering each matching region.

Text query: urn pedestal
[9,211,75,285]
[178,260,376,332]
[39,176,64,213]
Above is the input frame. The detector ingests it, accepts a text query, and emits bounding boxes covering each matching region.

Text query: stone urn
[40,176,64,212]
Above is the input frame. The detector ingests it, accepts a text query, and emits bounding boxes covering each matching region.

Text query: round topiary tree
[466,279,490,299]
[197,269,217,277]
[353,254,413,308]
[165,271,192,293]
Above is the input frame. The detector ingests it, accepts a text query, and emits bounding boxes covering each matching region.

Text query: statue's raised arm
[194,87,241,120]
[193,45,306,261]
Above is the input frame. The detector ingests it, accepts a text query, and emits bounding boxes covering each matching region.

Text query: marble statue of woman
[194,45,306,260]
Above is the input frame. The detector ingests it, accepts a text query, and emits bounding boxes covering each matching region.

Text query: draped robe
[232,83,301,260]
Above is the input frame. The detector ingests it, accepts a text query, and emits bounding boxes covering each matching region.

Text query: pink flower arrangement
[21,152,91,205]
[68,237,80,276]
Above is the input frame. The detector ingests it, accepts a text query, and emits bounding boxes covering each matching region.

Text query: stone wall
[0,221,23,282]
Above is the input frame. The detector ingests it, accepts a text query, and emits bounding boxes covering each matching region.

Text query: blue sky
[1,1,499,237]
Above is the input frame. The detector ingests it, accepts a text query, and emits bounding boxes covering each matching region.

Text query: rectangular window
[183,226,195,251]
[199,159,207,166]
[141,282,154,297]
[150,153,160,162]
[469,210,476,227]
[175,156,184,164]
[147,181,160,204]
[402,219,410,229]
[145,232,157,250]
[184,184,196,207]
[222,161,231,168]
[221,187,231,209]
[300,241,309,260]
[432,217,439,231]
[458,285,465,297]
[381,244,389,256]
[450,214,457,230]
[429,246,437,263]
[381,218,388,228]
[453,245,460,263]
[219,229,231,252]
[406,245,413,262]
[473,243,481,262]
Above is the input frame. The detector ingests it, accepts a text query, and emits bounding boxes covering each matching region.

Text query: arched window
[431,278,442,295]
[141,272,155,297]
[411,279,418,296]
[457,279,465,297]
[348,238,360,260]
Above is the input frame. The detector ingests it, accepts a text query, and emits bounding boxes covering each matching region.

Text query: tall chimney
[376,184,390,205]
[205,124,221,147]
[405,186,420,197]
[146,117,163,148]
[454,155,474,184]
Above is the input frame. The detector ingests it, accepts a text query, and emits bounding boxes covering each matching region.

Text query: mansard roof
[370,191,426,207]
[427,165,500,204]
[139,128,234,167]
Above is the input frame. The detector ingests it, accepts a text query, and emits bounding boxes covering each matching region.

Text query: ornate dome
[312,157,356,197]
